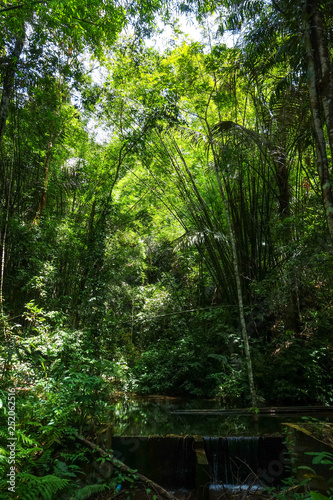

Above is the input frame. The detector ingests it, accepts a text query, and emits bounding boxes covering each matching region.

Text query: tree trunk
[33,141,54,222]
[309,2,333,163]
[0,161,13,382]
[208,128,257,406]
[303,2,333,245]
[0,31,25,148]
[214,164,257,407]
[274,149,291,218]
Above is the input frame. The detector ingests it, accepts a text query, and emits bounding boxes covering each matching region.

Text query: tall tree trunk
[274,149,291,218]
[0,31,25,148]
[213,160,257,407]
[33,82,67,223]
[33,141,54,222]
[207,126,257,406]
[303,2,333,244]
[0,161,13,352]
[309,2,333,163]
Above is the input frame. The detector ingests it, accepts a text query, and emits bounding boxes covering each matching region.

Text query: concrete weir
[111,435,288,498]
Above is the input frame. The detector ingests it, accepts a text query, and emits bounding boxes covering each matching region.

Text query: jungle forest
[1,0,333,498]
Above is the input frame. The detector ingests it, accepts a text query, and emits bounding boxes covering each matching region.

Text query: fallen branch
[74,434,177,500]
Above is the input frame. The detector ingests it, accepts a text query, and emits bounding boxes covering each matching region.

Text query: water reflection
[109,396,333,437]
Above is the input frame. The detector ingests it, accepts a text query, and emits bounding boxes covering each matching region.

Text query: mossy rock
[284,423,333,494]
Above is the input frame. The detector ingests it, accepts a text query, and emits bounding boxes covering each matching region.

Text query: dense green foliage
[1,0,333,497]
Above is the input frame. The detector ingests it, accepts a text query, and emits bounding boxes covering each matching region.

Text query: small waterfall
[204,436,261,490]
[227,437,259,485]
[111,435,287,495]
[176,436,196,490]
[147,436,196,490]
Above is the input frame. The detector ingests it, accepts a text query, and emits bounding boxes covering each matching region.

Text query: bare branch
[0,1,44,14]
[72,16,98,26]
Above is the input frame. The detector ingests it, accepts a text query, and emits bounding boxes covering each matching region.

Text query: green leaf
[298,465,316,474]
[310,492,331,500]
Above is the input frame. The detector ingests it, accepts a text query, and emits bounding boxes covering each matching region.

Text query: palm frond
[212,120,264,150]
[176,125,206,145]
[175,229,228,252]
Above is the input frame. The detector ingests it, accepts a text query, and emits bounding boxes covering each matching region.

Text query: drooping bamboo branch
[201,82,258,406]
[148,132,234,298]
[152,125,258,406]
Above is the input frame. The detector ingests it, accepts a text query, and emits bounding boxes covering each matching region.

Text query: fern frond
[16,472,69,500]
[0,430,7,440]
[0,478,10,495]
[72,482,109,500]
[0,447,7,464]
[25,420,42,427]
[41,425,63,448]
[53,459,78,478]
[34,449,53,474]
[15,429,38,446]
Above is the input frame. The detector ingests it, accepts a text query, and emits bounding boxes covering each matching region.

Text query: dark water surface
[110,396,333,437]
